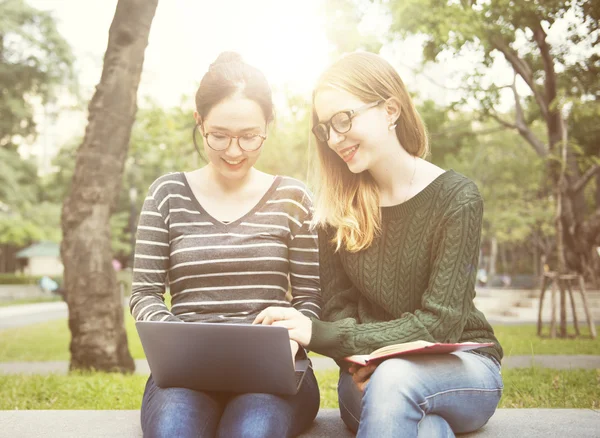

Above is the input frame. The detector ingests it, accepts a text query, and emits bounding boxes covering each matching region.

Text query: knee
[218,394,292,438]
[367,359,421,402]
[418,414,453,437]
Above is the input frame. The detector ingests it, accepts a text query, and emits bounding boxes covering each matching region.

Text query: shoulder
[272,176,314,207]
[438,170,482,210]
[146,172,186,200]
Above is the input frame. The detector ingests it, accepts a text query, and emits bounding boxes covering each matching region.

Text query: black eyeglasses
[199,127,267,152]
[312,100,383,142]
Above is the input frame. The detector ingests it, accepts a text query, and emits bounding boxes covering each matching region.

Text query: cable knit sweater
[308,170,503,363]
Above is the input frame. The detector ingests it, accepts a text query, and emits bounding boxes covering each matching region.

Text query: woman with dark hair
[130,52,321,438]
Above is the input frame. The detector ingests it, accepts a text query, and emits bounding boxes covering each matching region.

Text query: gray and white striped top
[129,172,321,324]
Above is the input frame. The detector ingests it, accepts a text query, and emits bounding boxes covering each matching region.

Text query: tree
[0,0,74,149]
[61,0,159,372]
[337,0,600,282]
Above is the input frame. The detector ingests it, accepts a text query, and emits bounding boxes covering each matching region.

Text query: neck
[207,165,256,194]
[368,140,416,201]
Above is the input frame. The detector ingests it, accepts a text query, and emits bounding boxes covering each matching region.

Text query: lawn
[0,317,598,410]
[1,317,598,362]
[0,368,598,410]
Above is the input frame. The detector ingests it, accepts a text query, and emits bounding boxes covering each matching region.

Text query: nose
[328,127,345,147]
[225,137,244,157]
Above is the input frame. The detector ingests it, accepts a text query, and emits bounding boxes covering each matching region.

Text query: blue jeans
[141,367,320,438]
[338,351,503,437]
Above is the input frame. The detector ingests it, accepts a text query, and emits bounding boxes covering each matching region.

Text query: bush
[0,274,61,285]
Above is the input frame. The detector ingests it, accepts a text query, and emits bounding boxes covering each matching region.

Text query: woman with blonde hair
[255,52,503,437]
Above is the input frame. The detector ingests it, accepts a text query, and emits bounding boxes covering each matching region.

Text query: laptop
[135,320,310,395]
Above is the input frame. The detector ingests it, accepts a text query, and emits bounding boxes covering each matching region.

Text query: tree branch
[489,111,517,129]
[489,34,549,122]
[430,126,505,138]
[495,76,549,157]
[570,164,600,195]
[532,22,557,113]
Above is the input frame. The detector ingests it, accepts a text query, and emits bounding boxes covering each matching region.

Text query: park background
[0,0,598,415]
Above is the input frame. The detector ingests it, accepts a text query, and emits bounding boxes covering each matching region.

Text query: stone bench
[1,409,599,437]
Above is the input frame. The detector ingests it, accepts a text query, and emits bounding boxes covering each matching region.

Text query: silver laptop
[135,320,310,395]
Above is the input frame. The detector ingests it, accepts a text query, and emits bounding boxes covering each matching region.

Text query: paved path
[1,288,598,330]
[0,302,67,330]
[1,354,599,375]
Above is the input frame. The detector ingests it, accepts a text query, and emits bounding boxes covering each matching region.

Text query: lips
[338,145,359,163]
[222,158,245,169]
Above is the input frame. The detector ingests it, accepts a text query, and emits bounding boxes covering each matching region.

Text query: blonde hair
[311,52,429,252]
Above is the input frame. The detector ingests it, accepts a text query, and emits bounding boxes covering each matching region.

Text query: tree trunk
[60,0,159,372]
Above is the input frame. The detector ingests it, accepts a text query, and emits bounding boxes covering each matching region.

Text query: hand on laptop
[253,306,312,347]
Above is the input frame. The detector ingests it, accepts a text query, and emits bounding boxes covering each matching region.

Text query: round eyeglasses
[199,128,267,152]
[312,100,383,142]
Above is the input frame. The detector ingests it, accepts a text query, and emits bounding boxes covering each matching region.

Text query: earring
[388,121,397,131]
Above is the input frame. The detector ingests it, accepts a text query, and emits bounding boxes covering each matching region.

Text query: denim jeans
[141,366,320,438]
[338,351,503,437]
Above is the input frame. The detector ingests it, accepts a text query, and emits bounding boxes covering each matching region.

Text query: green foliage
[0,273,58,285]
[421,101,554,246]
[0,0,75,148]
[322,0,385,55]
[256,90,312,180]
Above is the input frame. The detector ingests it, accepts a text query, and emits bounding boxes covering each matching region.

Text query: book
[344,340,495,366]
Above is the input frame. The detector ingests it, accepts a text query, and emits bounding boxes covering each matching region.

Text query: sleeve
[129,188,181,322]
[308,198,483,359]
[287,189,322,320]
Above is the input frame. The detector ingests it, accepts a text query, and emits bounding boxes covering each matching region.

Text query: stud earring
[388,121,397,131]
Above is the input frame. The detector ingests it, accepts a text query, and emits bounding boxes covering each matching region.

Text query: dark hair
[195,52,274,122]
[192,51,274,156]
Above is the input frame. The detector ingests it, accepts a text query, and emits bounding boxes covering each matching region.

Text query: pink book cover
[344,341,495,366]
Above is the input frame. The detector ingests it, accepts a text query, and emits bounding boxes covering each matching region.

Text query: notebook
[135,320,309,395]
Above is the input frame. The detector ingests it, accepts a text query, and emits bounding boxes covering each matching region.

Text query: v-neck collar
[180,172,281,230]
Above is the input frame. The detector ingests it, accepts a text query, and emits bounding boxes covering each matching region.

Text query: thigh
[141,375,225,438]
[217,367,320,438]
[365,351,503,434]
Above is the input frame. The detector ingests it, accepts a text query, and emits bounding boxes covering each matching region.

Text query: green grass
[499,367,600,409]
[494,325,599,356]
[0,313,144,362]
[0,296,62,307]
[1,320,597,362]
[0,368,598,410]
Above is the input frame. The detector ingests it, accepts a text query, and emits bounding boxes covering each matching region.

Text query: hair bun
[210,51,244,69]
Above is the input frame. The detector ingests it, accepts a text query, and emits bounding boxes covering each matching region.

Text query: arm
[308,198,483,359]
[129,190,180,322]
[288,205,322,320]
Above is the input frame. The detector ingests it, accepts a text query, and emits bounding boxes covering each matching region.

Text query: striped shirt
[129,172,322,324]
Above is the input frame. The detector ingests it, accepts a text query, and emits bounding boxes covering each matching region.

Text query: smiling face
[313,88,391,174]
[195,94,266,181]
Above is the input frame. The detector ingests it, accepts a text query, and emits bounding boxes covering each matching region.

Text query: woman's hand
[253,306,312,347]
[349,362,378,393]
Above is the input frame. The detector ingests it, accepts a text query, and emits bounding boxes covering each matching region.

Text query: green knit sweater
[308,170,503,363]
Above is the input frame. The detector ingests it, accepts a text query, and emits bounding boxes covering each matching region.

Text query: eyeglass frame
[196,124,267,152]
[312,99,384,142]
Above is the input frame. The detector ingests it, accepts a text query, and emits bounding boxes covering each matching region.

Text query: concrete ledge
[1,409,599,437]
